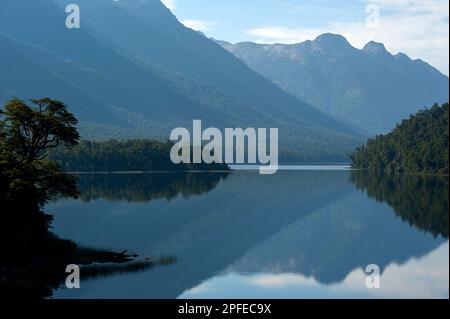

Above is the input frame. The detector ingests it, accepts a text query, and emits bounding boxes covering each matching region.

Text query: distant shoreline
[66,164,355,174]
[230,164,354,171]
[67,170,232,174]
[66,166,449,175]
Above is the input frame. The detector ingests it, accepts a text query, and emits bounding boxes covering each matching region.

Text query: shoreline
[0,238,175,298]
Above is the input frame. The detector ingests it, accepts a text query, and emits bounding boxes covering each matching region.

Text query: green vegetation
[49,140,229,172]
[351,103,449,174]
[0,98,80,260]
[0,98,173,297]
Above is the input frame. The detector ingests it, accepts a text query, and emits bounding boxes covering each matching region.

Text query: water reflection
[77,172,229,202]
[351,172,448,238]
[180,242,449,299]
[49,170,448,298]
[1,253,175,299]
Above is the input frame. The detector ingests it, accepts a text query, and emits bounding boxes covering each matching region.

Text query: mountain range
[219,34,449,134]
[3,1,447,162]
[0,0,366,162]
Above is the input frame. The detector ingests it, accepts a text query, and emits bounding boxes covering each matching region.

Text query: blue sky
[161,0,449,75]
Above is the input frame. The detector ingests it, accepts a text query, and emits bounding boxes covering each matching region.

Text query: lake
[47,167,449,299]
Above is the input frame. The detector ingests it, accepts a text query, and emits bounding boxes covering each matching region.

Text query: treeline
[351,103,449,174]
[49,139,229,172]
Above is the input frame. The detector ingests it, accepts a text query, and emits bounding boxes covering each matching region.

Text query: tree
[1,98,79,162]
[0,98,80,259]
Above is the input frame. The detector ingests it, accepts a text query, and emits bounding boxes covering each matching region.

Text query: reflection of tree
[350,171,449,238]
[0,254,175,299]
[77,172,229,203]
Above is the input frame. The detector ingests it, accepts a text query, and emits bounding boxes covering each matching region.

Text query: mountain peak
[394,52,411,61]
[363,41,389,55]
[313,33,352,51]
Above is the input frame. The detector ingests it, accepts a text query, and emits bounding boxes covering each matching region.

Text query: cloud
[246,0,449,75]
[181,20,216,32]
[161,0,176,11]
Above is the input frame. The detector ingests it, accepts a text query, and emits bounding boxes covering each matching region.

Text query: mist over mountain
[219,34,449,134]
[0,0,364,162]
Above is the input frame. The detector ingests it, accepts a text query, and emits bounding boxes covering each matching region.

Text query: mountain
[351,103,449,174]
[219,34,449,134]
[0,0,364,162]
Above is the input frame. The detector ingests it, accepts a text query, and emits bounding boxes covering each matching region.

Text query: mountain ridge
[218,33,449,134]
[1,0,364,162]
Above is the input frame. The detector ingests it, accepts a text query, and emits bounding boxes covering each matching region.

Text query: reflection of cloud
[185,284,212,294]
[249,273,317,287]
[179,242,449,299]
[337,241,450,298]
[246,0,449,75]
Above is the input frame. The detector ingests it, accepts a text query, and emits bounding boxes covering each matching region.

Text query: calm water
[48,168,449,299]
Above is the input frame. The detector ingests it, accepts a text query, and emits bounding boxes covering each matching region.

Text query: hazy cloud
[182,19,216,32]
[161,0,176,11]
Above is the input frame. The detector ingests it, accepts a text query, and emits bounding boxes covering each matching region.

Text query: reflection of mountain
[227,189,445,284]
[50,171,445,298]
[76,172,229,203]
[350,172,449,238]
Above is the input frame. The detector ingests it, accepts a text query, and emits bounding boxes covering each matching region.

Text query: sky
[161,0,450,75]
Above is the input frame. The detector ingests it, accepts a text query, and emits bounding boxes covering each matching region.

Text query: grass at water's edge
[0,238,175,299]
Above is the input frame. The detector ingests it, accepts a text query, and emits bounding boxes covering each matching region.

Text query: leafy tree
[0,98,80,260]
[1,98,79,158]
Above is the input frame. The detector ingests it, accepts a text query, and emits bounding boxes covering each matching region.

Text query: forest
[50,139,229,172]
[351,103,449,174]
